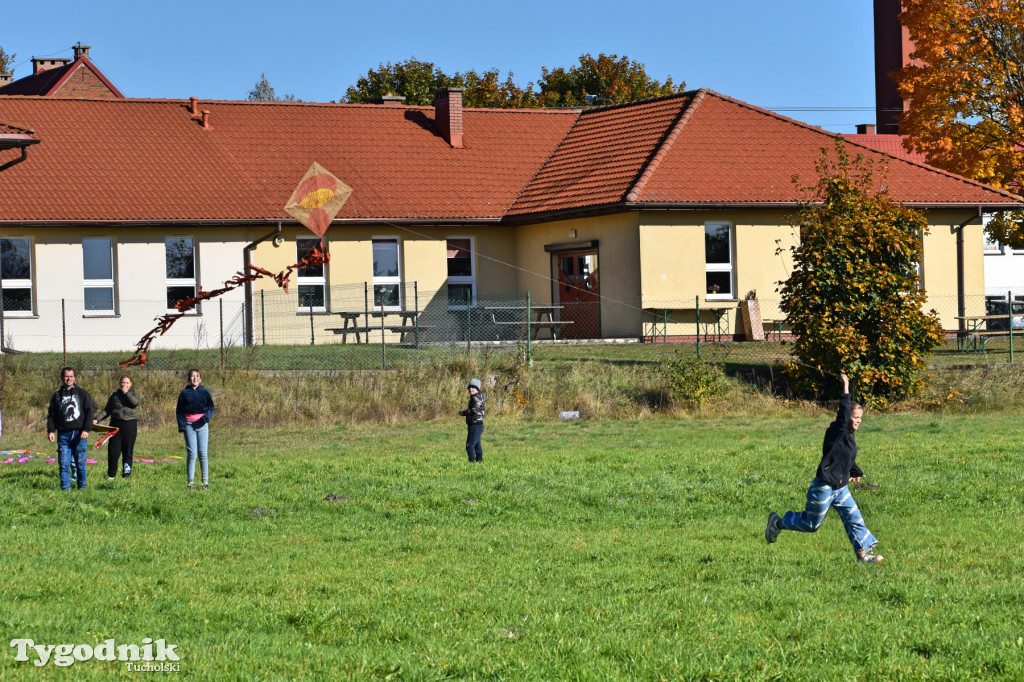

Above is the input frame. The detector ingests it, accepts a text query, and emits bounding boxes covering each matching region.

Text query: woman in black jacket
[94,375,141,480]
[765,373,883,564]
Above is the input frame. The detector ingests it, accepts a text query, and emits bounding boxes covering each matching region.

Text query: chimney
[0,72,12,87]
[371,95,406,106]
[433,87,465,148]
[873,0,915,134]
[200,110,211,130]
[188,96,199,116]
[856,123,876,135]
[72,42,91,61]
[32,57,71,74]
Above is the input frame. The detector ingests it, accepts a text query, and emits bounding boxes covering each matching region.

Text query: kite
[92,423,119,448]
[120,162,352,367]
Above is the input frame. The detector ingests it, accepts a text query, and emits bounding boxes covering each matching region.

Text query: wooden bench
[494,319,573,340]
[762,319,785,341]
[953,330,1015,354]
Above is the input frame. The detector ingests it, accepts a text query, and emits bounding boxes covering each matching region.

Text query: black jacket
[815,393,864,488]
[95,388,141,423]
[46,385,95,434]
[459,391,486,425]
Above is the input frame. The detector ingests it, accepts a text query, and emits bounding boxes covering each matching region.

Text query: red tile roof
[0,97,576,222]
[0,91,1018,225]
[840,133,928,164]
[509,90,1021,216]
[0,58,124,98]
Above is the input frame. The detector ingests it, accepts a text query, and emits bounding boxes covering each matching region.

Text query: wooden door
[556,251,600,339]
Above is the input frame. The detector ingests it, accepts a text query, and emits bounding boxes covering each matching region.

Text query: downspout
[955,207,984,334]
[0,146,35,353]
[243,223,282,347]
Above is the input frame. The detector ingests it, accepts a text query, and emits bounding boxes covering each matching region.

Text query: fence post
[307,299,315,346]
[260,290,266,346]
[62,299,67,368]
[414,281,420,347]
[696,296,701,360]
[466,288,472,355]
[219,298,225,370]
[1009,290,1014,364]
[526,290,532,363]
[380,305,386,370]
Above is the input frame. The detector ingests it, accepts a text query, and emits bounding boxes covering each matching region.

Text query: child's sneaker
[765,512,782,544]
[108,476,115,481]
[186,482,194,490]
[858,554,884,564]
[201,483,208,490]
[123,464,132,478]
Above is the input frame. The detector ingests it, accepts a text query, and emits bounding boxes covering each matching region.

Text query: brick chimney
[856,123,876,135]
[72,43,91,61]
[433,88,465,148]
[0,72,12,87]
[873,0,915,134]
[32,57,71,74]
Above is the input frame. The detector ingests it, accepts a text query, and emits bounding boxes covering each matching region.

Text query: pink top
[184,413,204,423]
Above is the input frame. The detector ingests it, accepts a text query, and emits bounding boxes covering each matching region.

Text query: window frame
[0,236,35,317]
[82,236,117,316]
[296,237,328,314]
[371,237,403,311]
[704,221,735,301]
[446,236,477,310]
[164,236,200,315]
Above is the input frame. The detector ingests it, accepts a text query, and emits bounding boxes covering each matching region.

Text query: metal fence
[1,285,1021,371]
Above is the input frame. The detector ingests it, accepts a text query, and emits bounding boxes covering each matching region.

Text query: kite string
[118,245,329,367]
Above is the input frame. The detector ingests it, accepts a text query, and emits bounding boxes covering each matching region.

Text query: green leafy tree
[344,53,683,108]
[0,46,16,77]
[247,73,297,102]
[778,140,945,406]
[535,53,685,107]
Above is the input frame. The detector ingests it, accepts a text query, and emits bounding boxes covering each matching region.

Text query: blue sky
[2,0,878,133]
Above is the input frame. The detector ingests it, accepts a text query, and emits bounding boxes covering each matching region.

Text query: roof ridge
[626,89,707,202]
[577,89,698,117]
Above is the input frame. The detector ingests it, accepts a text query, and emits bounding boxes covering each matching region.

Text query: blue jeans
[57,430,88,490]
[466,423,483,462]
[183,422,209,483]
[782,477,878,554]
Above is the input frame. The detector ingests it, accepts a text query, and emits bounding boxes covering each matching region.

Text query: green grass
[2,413,1023,679]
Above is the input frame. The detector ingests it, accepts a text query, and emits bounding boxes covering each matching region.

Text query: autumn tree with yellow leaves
[779,141,945,405]
[894,0,1024,247]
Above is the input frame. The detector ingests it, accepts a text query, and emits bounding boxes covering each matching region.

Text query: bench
[762,319,785,341]
[953,330,1015,354]
[493,319,573,340]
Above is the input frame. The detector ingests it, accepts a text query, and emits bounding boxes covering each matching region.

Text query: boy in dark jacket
[46,367,95,491]
[459,378,486,463]
[765,373,883,564]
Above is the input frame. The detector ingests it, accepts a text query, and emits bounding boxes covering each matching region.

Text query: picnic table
[645,305,732,343]
[327,310,432,346]
[952,315,1016,354]
[483,304,573,340]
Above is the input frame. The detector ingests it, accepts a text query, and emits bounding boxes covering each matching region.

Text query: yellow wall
[513,213,642,337]
[921,210,987,327]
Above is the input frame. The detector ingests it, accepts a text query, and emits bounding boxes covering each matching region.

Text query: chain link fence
[1,286,1021,371]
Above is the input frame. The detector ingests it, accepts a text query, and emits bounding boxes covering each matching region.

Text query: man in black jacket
[765,373,883,564]
[46,367,94,490]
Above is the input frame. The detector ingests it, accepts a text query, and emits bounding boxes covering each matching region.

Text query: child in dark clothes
[459,378,486,462]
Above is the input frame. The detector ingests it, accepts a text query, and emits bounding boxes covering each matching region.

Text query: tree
[535,53,685,107]
[343,53,683,108]
[247,73,297,102]
[0,45,15,77]
[894,0,1024,247]
[778,140,945,405]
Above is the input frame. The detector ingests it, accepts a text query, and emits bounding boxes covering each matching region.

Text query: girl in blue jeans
[765,373,883,564]
[176,369,215,490]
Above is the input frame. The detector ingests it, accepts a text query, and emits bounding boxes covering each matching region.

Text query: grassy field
[2,412,1022,680]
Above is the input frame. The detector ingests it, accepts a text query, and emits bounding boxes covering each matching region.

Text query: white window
[983,230,1003,255]
[165,237,198,312]
[372,238,402,310]
[446,237,476,308]
[83,237,116,315]
[0,237,33,316]
[704,222,734,299]
[296,237,327,313]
